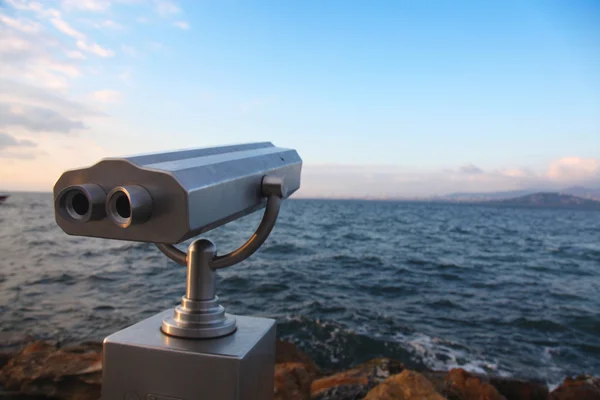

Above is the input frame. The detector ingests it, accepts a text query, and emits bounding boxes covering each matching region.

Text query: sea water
[1,193,599,385]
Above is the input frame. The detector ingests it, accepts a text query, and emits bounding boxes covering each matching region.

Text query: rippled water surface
[1,193,599,384]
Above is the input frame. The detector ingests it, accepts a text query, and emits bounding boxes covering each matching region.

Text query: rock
[488,376,548,400]
[0,341,102,400]
[429,369,547,400]
[0,332,34,370]
[421,371,449,395]
[364,369,445,400]
[311,358,404,400]
[445,368,506,400]
[549,375,600,400]
[273,362,312,400]
[0,387,51,399]
[276,340,320,378]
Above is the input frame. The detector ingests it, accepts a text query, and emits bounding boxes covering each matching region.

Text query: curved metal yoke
[156,175,285,339]
[156,175,284,269]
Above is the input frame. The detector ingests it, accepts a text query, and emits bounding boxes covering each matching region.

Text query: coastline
[1,336,597,400]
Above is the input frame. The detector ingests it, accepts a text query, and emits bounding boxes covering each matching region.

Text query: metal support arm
[155,175,284,269]
[154,175,285,339]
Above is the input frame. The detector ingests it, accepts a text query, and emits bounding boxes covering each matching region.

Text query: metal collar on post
[155,175,285,339]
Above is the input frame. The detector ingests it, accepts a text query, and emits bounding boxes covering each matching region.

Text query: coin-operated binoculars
[53,142,302,400]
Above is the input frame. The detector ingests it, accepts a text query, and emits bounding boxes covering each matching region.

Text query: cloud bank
[0,0,189,164]
[297,157,600,198]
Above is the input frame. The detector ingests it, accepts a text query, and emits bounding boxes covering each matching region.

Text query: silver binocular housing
[54,142,302,244]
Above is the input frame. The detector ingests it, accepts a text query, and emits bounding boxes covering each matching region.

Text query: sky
[0,0,599,197]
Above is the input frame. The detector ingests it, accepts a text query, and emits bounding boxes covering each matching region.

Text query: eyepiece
[57,184,106,222]
[106,185,153,228]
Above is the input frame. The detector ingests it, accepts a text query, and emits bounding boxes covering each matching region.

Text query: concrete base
[101,310,276,400]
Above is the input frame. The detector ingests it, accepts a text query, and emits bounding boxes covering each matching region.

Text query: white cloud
[0,28,80,89]
[155,0,180,16]
[0,79,101,117]
[2,62,71,89]
[45,58,81,77]
[173,20,189,30]
[0,33,33,54]
[0,14,42,33]
[90,89,122,103]
[50,18,114,57]
[4,0,61,19]
[51,17,85,40]
[61,0,111,12]
[4,65,70,89]
[295,157,600,199]
[0,102,87,133]
[0,0,189,188]
[547,157,600,183]
[66,50,86,59]
[76,39,114,57]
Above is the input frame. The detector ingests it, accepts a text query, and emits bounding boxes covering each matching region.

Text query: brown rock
[0,332,34,370]
[421,371,448,395]
[489,376,548,400]
[276,340,320,378]
[364,369,445,400]
[0,341,102,400]
[445,368,506,400]
[274,362,312,400]
[549,375,600,400]
[311,358,404,400]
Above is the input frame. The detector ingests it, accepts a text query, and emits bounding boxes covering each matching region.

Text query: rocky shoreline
[0,336,598,400]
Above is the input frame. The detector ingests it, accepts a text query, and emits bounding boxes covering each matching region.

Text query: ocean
[1,192,599,386]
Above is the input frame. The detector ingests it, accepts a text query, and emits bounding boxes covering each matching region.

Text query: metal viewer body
[52,142,302,400]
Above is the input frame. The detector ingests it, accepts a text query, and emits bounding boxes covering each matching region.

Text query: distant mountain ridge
[558,186,600,200]
[439,186,600,202]
[490,192,600,210]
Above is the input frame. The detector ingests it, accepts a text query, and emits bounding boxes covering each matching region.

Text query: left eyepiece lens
[57,184,106,222]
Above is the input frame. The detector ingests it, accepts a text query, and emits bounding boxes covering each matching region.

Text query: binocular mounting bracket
[155,175,285,339]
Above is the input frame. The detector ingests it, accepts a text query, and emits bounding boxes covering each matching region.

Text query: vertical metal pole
[186,240,216,301]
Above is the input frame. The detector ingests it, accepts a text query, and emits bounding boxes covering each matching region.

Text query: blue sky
[0,0,599,196]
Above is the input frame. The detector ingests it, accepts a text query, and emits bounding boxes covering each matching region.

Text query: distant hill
[439,190,534,202]
[441,186,600,202]
[558,186,600,200]
[489,192,600,210]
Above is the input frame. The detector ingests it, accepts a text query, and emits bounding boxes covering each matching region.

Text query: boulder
[423,370,548,400]
[549,375,600,400]
[445,368,506,400]
[421,371,448,395]
[488,376,548,400]
[274,362,313,400]
[311,358,404,400]
[0,341,102,400]
[364,369,446,400]
[276,340,320,378]
[0,332,34,370]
